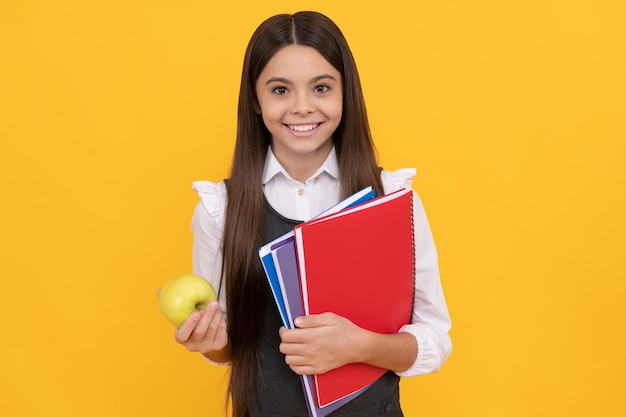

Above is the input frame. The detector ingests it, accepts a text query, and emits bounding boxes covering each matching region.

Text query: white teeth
[289,124,319,132]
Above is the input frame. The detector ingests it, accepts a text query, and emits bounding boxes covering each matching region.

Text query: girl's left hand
[278,312,364,375]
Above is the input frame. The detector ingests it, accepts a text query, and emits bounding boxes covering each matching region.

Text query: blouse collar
[262,146,339,185]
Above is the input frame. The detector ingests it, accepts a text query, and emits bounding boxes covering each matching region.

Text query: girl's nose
[291,93,314,114]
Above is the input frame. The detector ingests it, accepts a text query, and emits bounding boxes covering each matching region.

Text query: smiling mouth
[287,123,320,132]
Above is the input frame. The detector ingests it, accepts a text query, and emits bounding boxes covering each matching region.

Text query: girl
[174,11,452,417]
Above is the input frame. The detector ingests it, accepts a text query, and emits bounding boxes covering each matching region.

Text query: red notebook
[293,188,415,408]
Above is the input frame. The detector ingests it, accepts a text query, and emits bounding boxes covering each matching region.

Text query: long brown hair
[222,11,384,417]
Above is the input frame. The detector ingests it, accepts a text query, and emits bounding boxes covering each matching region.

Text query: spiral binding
[409,190,416,323]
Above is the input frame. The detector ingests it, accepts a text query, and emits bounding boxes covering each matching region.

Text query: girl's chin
[271,140,334,160]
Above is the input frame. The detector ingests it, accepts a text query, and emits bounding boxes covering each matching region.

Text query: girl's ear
[253,100,261,115]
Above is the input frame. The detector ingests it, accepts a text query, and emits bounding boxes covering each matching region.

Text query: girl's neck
[283,160,321,183]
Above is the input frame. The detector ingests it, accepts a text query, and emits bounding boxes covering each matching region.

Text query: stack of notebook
[259,187,415,417]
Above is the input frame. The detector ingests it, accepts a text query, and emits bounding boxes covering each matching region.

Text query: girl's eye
[314,84,330,93]
[272,86,288,95]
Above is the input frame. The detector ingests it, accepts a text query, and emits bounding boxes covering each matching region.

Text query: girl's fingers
[187,301,219,341]
[174,311,202,343]
[175,301,227,353]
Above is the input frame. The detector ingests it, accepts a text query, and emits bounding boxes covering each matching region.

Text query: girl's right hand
[174,300,231,362]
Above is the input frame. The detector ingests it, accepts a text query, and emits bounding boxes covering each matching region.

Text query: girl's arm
[187,181,232,364]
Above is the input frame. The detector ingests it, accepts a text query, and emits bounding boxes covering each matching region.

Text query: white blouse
[191,147,452,377]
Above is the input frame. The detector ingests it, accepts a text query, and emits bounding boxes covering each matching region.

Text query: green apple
[158,274,217,328]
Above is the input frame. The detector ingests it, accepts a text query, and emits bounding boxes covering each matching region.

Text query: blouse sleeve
[381,169,453,377]
[190,180,228,314]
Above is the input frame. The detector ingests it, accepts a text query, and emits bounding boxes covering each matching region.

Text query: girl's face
[255,45,343,177]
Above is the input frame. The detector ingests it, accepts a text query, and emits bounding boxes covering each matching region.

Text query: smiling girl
[171,11,452,417]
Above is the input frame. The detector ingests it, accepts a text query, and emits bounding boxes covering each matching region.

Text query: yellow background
[1,1,624,416]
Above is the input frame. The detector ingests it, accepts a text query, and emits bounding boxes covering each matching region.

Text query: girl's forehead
[259,45,339,81]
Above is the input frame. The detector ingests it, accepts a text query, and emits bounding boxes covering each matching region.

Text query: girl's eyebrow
[264,74,338,85]
[310,74,338,83]
[265,77,291,85]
